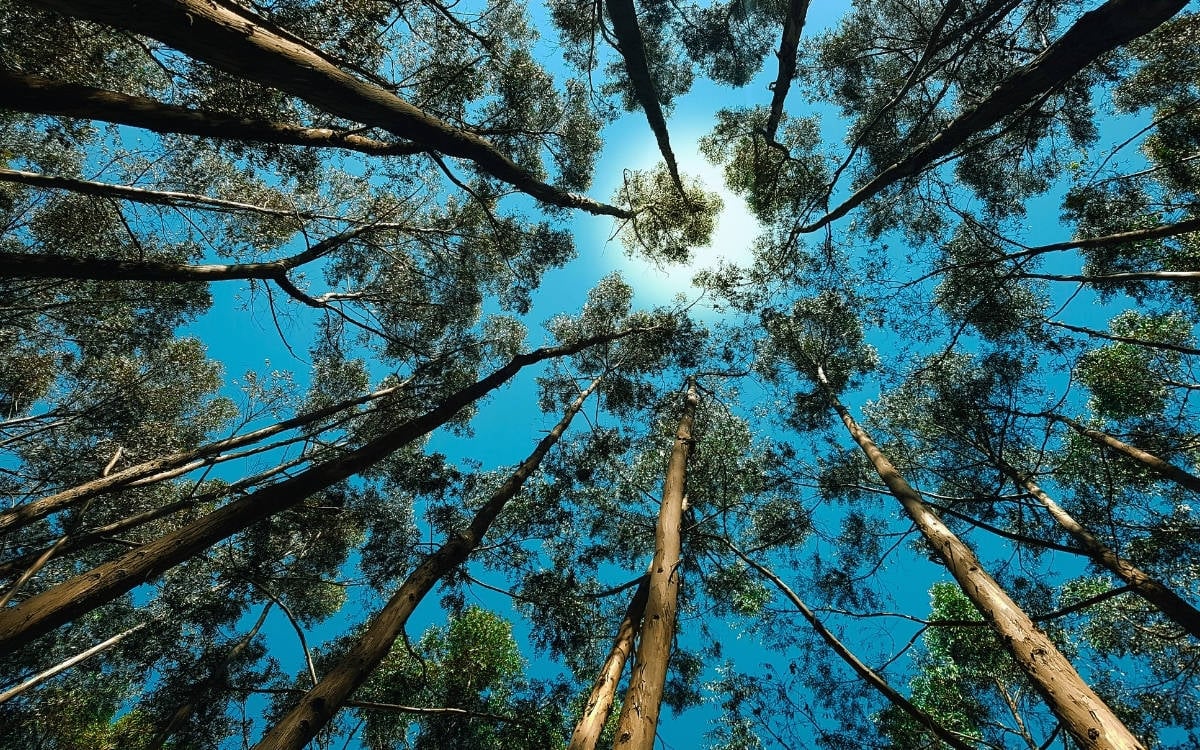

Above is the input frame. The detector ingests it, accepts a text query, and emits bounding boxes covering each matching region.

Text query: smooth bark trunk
[996,459,1200,640]
[33,0,631,218]
[0,329,645,652]
[1018,270,1200,283]
[568,577,651,750]
[611,382,698,750]
[801,0,1187,233]
[0,621,147,704]
[1057,415,1200,494]
[604,0,685,196]
[817,368,1145,750]
[0,69,424,156]
[0,375,402,537]
[727,543,977,750]
[764,0,812,141]
[256,374,606,749]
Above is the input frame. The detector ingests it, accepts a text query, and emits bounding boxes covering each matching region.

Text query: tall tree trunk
[256,373,606,750]
[726,542,977,750]
[801,0,1187,233]
[33,0,632,218]
[994,458,1200,640]
[1043,319,1200,357]
[568,576,651,750]
[816,367,1146,750]
[0,621,148,704]
[0,69,423,156]
[1056,415,1200,493]
[763,0,812,141]
[0,375,404,537]
[611,381,698,750]
[0,330,647,653]
[603,0,685,196]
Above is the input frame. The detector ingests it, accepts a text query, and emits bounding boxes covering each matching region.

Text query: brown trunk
[801,0,1187,233]
[763,0,812,141]
[0,69,423,156]
[817,369,1145,750]
[568,577,651,750]
[727,543,976,750]
[603,0,684,196]
[255,374,606,749]
[0,373,402,538]
[1057,415,1200,494]
[0,330,646,653]
[996,460,1200,639]
[33,0,631,218]
[611,382,698,750]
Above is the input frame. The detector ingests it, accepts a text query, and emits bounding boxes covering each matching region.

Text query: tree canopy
[2,0,1199,748]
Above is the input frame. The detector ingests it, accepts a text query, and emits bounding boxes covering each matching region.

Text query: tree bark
[611,381,698,750]
[0,329,646,653]
[763,0,812,142]
[995,459,1200,640]
[0,372,401,537]
[0,69,424,156]
[1043,319,1200,357]
[726,542,977,750]
[33,0,632,218]
[1056,415,1200,494]
[603,0,685,196]
[568,576,650,750]
[0,621,147,704]
[255,373,606,750]
[801,0,1188,233]
[817,368,1146,750]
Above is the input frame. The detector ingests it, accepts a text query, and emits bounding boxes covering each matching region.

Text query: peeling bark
[612,381,697,750]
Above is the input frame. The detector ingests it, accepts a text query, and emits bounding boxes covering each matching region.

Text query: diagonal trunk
[0,371,403,537]
[1044,319,1200,357]
[0,69,423,156]
[612,381,698,750]
[603,0,685,196]
[256,373,606,750]
[763,0,812,142]
[0,329,648,653]
[816,367,1145,750]
[1056,415,1200,493]
[801,0,1187,233]
[994,458,1200,640]
[727,542,977,750]
[568,576,650,750]
[0,621,148,704]
[32,0,631,218]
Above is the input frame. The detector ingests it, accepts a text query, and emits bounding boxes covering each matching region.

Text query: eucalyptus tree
[762,292,1146,750]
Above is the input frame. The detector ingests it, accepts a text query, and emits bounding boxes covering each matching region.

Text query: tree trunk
[1057,415,1200,493]
[611,381,698,750]
[817,368,1146,750]
[801,0,1187,233]
[764,0,812,142]
[0,69,423,156]
[255,373,606,750]
[996,459,1200,640]
[1044,320,1200,357]
[727,542,976,750]
[33,0,631,218]
[603,0,685,196]
[0,621,147,704]
[0,330,646,653]
[568,576,650,750]
[0,375,403,537]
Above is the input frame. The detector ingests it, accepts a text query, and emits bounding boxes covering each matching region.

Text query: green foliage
[615,164,723,263]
